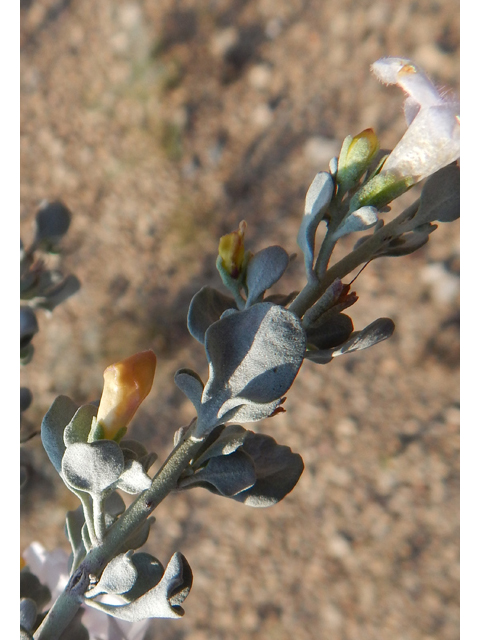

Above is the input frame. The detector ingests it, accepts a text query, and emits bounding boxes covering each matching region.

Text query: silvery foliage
[20,200,81,496]
[20,200,80,409]
[25,127,459,637]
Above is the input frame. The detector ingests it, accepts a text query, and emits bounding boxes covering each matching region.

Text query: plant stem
[92,494,106,543]
[77,491,99,548]
[34,430,204,640]
[288,198,420,318]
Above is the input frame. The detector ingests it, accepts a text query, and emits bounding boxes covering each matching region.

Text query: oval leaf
[195,303,305,436]
[174,369,204,412]
[20,598,37,632]
[415,162,460,224]
[87,553,137,598]
[115,459,152,494]
[297,172,334,274]
[232,432,304,507]
[178,449,256,496]
[331,206,378,240]
[120,552,164,603]
[306,313,354,350]
[85,552,192,621]
[62,441,124,494]
[41,395,78,474]
[306,317,395,363]
[187,286,237,344]
[64,404,98,446]
[245,246,290,306]
[333,317,395,355]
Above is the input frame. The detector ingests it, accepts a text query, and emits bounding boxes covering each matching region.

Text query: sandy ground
[20,1,459,638]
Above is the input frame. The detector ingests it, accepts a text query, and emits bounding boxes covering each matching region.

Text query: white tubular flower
[371,57,459,183]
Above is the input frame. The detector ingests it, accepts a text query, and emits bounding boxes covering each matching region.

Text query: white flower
[22,542,150,640]
[371,57,459,182]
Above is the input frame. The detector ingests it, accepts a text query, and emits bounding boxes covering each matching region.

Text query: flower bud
[336,128,379,193]
[218,220,247,279]
[348,172,414,212]
[96,350,157,440]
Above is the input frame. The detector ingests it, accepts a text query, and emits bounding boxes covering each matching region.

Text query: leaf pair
[177,424,304,507]
[84,551,192,621]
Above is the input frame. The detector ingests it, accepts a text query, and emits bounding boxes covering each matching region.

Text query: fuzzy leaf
[62,441,124,494]
[174,369,204,412]
[194,303,305,437]
[301,279,345,328]
[117,518,155,555]
[231,432,304,507]
[85,552,192,621]
[119,439,148,460]
[115,459,152,494]
[193,424,249,467]
[41,396,78,474]
[64,405,97,446]
[87,553,138,598]
[331,206,378,240]
[374,225,434,257]
[306,317,395,363]
[263,291,298,306]
[297,172,334,274]
[20,598,37,632]
[245,246,290,306]
[415,163,459,224]
[81,522,92,552]
[187,286,237,344]
[334,317,395,354]
[114,553,164,603]
[306,313,354,349]
[178,449,257,496]
[179,426,304,507]
[104,491,126,518]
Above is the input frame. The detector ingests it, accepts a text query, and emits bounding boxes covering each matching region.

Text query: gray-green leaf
[62,441,124,494]
[245,246,290,306]
[306,317,395,364]
[174,369,205,412]
[84,552,192,621]
[178,449,257,496]
[187,286,237,344]
[64,405,97,446]
[415,162,460,224]
[20,598,37,632]
[194,303,305,437]
[331,206,378,241]
[41,395,78,474]
[86,553,137,598]
[115,460,152,494]
[297,172,334,275]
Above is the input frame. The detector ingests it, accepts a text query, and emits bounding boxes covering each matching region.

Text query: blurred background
[20,1,459,638]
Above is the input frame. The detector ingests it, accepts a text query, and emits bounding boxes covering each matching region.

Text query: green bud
[336,129,379,195]
[348,172,414,212]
